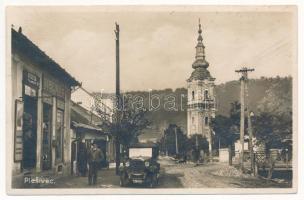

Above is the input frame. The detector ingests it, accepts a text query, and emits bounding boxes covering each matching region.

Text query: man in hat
[87,142,104,185]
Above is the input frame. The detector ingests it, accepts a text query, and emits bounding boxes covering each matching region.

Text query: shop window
[55,109,64,163]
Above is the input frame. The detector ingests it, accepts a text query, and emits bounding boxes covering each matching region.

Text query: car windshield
[129,148,152,158]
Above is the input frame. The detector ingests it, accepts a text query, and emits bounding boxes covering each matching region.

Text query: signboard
[43,76,65,99]
[24,85,37,97]
[23,70,40,89]
[14,100,24,162]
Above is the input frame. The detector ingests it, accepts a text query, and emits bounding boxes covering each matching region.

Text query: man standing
[87,143,104,185]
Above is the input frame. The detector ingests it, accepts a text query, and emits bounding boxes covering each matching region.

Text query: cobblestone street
[39,156,291,189]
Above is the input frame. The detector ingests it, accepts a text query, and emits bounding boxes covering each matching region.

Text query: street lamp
[248,111,255,175]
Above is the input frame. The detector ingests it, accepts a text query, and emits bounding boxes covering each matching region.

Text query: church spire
[192,19,209,69]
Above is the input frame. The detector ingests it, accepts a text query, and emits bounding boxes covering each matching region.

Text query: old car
[119,143,160,187]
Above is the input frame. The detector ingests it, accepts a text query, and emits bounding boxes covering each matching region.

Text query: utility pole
[195,134,199,150]
[115,22,120,101]
[114,22,121,174]
[235,67,254,172]
[175,127,179,155]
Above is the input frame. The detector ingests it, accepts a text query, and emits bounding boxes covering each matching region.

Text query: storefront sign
[24,84,37,97]
[14,100,24,162]
[23,70,40,89]
[43,76,65,99]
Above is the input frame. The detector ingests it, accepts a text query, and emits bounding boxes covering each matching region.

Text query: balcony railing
[187,98,216,110]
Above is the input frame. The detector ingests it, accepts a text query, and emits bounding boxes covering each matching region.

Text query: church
[187,20,216,152]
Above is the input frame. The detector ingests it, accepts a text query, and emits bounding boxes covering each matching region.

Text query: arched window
[204,117,209,125]
[204,90,208,100]
[192,91,195,100]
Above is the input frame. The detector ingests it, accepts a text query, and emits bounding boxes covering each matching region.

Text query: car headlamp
[144,161,150,167]
[125,161,130,167]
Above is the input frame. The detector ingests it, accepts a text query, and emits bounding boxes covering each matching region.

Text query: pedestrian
[87,143,104,185]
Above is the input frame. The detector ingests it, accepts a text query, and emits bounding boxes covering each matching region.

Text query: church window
[204,90,208,100]
[192,117,195,124]
[192,91,195,100]
[204,117,209,125]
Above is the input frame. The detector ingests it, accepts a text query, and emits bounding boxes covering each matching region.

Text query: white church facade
[187,21,216,151]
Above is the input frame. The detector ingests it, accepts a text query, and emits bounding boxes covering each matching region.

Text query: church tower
[187,20,216,151]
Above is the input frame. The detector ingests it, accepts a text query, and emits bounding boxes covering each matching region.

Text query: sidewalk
[50,168,120,188]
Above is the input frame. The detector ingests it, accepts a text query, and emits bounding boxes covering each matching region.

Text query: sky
[7,6,297,93]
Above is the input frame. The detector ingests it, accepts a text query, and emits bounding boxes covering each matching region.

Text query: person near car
[87,143,104,185]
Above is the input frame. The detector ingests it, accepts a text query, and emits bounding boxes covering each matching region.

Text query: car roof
[129,143,158,148]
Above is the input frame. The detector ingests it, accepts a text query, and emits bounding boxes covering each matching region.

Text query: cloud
[9,7,296,92]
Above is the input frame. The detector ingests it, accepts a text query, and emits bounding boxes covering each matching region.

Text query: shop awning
[71,121,105,134]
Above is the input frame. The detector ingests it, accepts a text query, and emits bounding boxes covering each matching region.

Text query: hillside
[95,76,292,140]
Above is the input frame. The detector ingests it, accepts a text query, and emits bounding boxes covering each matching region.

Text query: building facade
[71,89,116,165]
[11,28,80,186]
[70,100,110,175]
[187,21,216,151]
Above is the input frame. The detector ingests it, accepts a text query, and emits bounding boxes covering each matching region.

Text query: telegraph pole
[175,127,179,155]
[114,22,121,174]
[115,22,120,105]
[235,67,254,172]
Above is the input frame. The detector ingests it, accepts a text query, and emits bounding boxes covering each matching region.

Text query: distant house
[70,89,116,168]
[70,100,114,174]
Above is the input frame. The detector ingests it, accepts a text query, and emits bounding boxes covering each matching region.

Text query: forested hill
[97,76,292,138]
[215,76,292,116]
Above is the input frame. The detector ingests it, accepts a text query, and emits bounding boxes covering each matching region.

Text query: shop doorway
[22,95,38,170]
[42,103,52,170]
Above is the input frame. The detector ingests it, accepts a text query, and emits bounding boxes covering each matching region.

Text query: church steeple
[193,19,209,69]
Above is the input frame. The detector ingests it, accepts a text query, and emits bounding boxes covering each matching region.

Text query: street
[42,156,290,189]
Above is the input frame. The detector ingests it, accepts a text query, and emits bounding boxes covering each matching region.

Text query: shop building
[11,27,81,184]
[70,100,113,175]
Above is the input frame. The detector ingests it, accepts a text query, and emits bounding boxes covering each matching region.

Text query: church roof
[192,58,209,69]
[188,67,212,81]
[188,20,213,82]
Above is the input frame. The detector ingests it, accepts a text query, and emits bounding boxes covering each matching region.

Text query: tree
[211,102,241,165]
[93,95,150,174]
[253,112,292,151]
[254,77,292,151]
[161,124,188,157]
[252,78,292,179]
[211,115,236,165]
[229,101,241,127]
